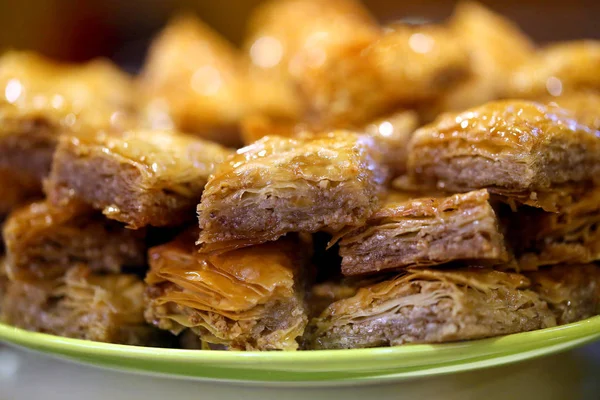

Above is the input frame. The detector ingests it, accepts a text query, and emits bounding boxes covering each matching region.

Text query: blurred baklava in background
[0,0,599,351]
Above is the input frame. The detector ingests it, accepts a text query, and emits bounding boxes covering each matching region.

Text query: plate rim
[1,315,600,362]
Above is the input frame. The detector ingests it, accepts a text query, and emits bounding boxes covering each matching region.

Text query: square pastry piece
[526,264,600,325]
[145,231,309,350]
[47,129,233,229]
[3,200,145,282]
[198,131,387,252]
[308,268,556,349]
[407,100,600,211]
[0,51,134,187]
[1,266,169,346]
[338,189,508,276]
[513,187,600,270]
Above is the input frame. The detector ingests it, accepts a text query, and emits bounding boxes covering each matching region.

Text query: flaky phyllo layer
[309,268,555,349]
[2,266,163,345]
[145,233,308,350]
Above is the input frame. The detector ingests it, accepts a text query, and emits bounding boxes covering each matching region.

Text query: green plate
[1,318,600,385]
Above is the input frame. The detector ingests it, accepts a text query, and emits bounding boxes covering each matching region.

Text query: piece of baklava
[507,41,600,98]
[1,266,168,346]
[436,1,534,113]
[0,168,42,216]
[406,100,600,211]
[526,264,600,324]
[197,131,387,252]
[47,129,233,229]
[144,231,309,350]
[298,23,470,127]
[308,268,556,349]
[3,200,145,281]
[338,190,509,276]
[0,51,134,187]
[139,15,299,147]
[512,187,600,270]
[244,0,379,80]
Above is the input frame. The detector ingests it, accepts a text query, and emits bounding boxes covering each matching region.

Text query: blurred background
[1,0,599,72]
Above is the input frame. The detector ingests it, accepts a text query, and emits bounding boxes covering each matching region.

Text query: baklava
[47,129,233,228]
[338,189,509,276]
[1,266,167,346]
[197,131,387,252]
[526,264,600,324]
[407,100,600,211]
[309,268,556,349]
[512,187,600,269]
[3,200,146,281]
[145,231,309,350]
[0,51,134,187]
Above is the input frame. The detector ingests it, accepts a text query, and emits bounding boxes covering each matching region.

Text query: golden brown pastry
[139,15,300,147]
[526,264,600,324]
[241,109,418,177]
[47,129,233,229]
[337,190,509,276]
[308,268,556,349]
[507,41,600,98]
[543,91,600,130]
[3,200,146,282]
[511,187,600,270]
[0,51,134,187]
[244,0,379,80]
[1,266,168,346]
[434,1,534,113]
[299,23,470,127]
[144,231,309,350]
[406,100,600,211]
[197,131,387,252]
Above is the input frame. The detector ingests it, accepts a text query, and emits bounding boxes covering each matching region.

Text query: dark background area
[1,0,598,72]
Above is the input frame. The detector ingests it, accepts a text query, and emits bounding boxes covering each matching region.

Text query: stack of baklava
[1,0,599,351]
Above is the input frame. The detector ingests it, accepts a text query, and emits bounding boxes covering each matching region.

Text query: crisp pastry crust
[0,51,134,186]
[511,187,600,270]
[47,129,233,229]
[139,15,300,147]
[526,264,600,324]
[3,200,146,282]
[338,190,509,276]
[144,231,309,350]
[507,41,600,98]
[1,266,169,346]
[407,100,600,209]
[308,268,556,349]
[241,110,418,177]
[197,131,387,252]
[298,23,470,127]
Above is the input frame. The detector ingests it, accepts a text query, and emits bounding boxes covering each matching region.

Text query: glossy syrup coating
[139,14,301,147]
[543,91,600,130]
[47,129,233,229]
[144,231,308,350]
[197,131,387,252]
[408,100,600,196]
[298,23,471,127]
[0,51,135,135]
[432,1,535,113]
[506,41,600,98]
[244,0,379,79]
